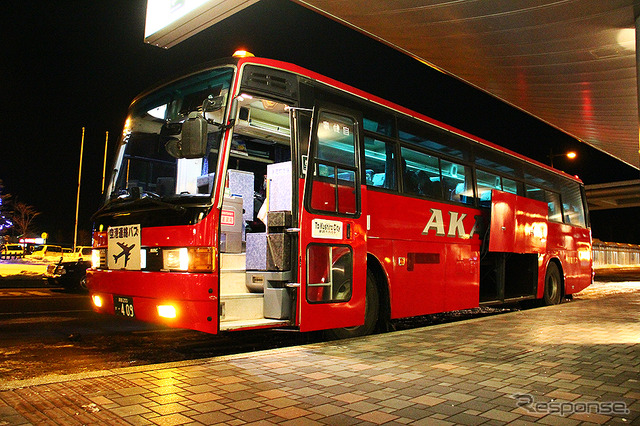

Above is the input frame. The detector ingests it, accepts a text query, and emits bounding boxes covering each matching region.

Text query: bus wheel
[543,262,562,305]
[326,270,379,340]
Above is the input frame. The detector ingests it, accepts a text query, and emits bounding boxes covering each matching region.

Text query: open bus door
[297,105,367,332]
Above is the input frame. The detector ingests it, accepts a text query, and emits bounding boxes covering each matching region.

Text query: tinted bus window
[502,177,520,195]
[398,120,468,160]
[525,185,544,202]
[441,159,473,205]
[526,185,562,222]
[524,168,555,190]
[546,191,563,222]
[476,169,501,207]
[400,147,442,199]
[363,111,395,137]
[474,148,521,178]
[364,137,397,190]
[560,181,586,227]
[316,112,356,167]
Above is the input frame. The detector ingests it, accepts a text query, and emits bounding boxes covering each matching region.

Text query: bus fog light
[92,295,103,308]
[157,304,177,318]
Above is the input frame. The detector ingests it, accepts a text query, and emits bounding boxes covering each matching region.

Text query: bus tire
[543,262,562,306]
[325,270,379,340]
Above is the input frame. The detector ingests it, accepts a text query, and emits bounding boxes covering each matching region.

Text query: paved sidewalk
[1,291,638,425]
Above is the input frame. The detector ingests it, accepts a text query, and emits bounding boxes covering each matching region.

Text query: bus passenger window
[525,185,545,202]
[476,169,501,207]
[400,147,442,199]
[560,181,586,227]
[545,191,563,222]
[502,177,520,195]
[364,137,397,190]
[441,159,473,205]
[526,185,562,222]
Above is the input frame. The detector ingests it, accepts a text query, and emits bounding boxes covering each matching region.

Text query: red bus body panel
[540,223,592,296]
[489,191,547,254]
[366,190,481,319]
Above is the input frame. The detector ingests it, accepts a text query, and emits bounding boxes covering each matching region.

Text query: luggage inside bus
[214,96,296,330]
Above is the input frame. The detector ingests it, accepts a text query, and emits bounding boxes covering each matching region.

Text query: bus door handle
[346,223,351,239]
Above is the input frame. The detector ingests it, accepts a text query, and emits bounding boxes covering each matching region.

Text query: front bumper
[87,269,219,334]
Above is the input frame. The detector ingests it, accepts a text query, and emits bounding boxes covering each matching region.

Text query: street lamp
[549,149,576,168]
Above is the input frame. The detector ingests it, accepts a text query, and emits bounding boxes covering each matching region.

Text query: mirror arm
[224,96,240,130]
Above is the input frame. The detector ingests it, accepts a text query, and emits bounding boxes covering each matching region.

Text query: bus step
[220,252,246,271]
[220,293,263,322]
[220,270,250,295]
[219,318,290,331]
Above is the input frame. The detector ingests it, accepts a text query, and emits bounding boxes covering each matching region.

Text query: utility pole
[74,127,85,251]
[102,131,109,194]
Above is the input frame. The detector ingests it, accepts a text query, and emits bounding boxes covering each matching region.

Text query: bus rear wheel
[543,262,562,305]
[325,270,379,340]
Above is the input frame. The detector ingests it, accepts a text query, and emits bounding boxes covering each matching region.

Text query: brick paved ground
[1,290,638,425]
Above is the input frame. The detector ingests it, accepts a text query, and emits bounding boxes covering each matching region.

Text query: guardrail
[593,241,640,267]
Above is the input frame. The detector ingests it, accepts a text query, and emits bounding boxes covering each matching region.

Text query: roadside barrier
[593,241,640,267]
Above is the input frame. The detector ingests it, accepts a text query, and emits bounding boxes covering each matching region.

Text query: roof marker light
[233,50,254,58]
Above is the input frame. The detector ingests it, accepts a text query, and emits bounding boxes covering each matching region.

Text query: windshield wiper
[138,192,187,213]
[91,190,186,221]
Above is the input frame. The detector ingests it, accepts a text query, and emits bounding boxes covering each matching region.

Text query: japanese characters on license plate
[114,295,135,318]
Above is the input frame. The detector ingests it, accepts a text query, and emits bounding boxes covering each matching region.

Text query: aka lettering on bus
[421,208,482,238]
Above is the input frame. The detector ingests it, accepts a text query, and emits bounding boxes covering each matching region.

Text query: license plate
[114,295,135,318]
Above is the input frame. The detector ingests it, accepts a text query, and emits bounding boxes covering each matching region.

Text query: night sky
[2,0,638,245]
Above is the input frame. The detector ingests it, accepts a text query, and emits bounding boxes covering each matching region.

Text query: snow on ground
[574,280,640,299]
[0,259,53,279]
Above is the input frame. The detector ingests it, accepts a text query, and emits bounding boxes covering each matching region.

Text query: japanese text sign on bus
[107,225,141,270]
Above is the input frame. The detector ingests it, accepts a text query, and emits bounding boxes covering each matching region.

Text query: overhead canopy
[293,0,640,169]
[146,0,640,169]
[585,180,640,209]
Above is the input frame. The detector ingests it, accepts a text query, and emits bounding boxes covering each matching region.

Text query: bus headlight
[163,248,189,271]
[162,247,213,272]
[92,249,106,269]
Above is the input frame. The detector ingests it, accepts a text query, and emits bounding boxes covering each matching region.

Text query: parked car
[45,257,91,292]
[70,246,93,261]
[0,244,24,258]
[26,245,64,261]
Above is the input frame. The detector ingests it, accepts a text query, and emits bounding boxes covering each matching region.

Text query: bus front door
[298,106,367,332]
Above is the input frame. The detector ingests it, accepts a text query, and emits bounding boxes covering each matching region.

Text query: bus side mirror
[181,112,208,158]
[166,112,208,159]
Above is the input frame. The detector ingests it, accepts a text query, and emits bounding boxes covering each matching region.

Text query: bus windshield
[105,66,235,205]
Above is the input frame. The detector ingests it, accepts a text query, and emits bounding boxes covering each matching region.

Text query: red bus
[88,53,592,337]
